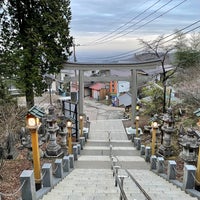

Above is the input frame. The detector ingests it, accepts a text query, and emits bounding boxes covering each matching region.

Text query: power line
[79,20,200,62]
[83,0,162,46]
[92,0,188,45]
[91,0,174,45]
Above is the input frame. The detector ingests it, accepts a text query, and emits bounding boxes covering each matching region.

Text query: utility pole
[73,38,79,91]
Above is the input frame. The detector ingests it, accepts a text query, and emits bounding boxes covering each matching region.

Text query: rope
[0,180,26,197]
[63,161,67,168]
[53,164,59,174]
[172,166,184,175]
[161,161,168,171]
[192,173,200,185]
[35,169,47,182]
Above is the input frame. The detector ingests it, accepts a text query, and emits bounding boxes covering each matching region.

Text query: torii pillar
[131,69,137,125]
[78,70,84,115]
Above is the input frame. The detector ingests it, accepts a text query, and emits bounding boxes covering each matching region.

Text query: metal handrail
[116,176,128,200]
[126,169,152,200]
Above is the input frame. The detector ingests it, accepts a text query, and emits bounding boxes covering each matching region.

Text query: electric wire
[79,19,200,62]
[92,0,187,45]
[84,0,162,46]
[91,0,174,45]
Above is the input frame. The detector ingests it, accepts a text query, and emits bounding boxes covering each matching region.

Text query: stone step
[122,169,197,200]
[75,155,150,170]
[86,139,133,147]
[40,169,120,200]
[81,145,138,156]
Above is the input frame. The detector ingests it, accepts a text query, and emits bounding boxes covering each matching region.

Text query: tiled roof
[89,83,105,90]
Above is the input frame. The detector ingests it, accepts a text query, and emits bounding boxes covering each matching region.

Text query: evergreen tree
[174,31,200,68]
[0,0,73,108]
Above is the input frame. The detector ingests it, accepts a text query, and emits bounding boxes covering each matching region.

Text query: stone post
[73,145,78,161]
[42,163,53,187]
[20,170,36,200]
[167,160,176,180]
[145,146,151,162]
[140,145,145,156]
[77,144,81,155]
[69,154,74,169]
[137,138,141,150]
[150,155,157,170]
[54,159,63,179]
[79,137,85,150]
[156,157,164,173]
[63,156,70,173]
[182,165,196,190]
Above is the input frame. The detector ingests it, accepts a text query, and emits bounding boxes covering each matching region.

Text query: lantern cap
[28,106,45,119]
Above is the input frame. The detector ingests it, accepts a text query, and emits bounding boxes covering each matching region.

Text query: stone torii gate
[63,60,160,124]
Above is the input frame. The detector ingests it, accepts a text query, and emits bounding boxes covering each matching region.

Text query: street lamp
[135,116,140,137]
[151,121,158,156]
[79,114,84,137]
[67,119,73,154]
[26,114,41,190]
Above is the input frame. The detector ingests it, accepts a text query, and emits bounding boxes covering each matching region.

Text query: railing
[126,169,152,200]
[109,132,152,200]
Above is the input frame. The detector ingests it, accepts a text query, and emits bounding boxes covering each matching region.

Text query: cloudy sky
[70,0,200,62]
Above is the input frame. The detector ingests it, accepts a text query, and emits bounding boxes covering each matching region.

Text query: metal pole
[30,129,41,190]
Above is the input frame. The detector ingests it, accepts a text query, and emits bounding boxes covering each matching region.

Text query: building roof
[89,83,105,90]
[140,65,174,76]
[118,93,132,107]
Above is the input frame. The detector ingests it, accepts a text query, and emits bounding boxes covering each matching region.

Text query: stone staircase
[40,119,198,200]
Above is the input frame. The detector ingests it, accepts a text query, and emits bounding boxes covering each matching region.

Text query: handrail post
[113,166,121,187]
[110,144,113,157]
[119,176,125,200]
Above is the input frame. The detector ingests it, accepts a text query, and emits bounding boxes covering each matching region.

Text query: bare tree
[138,35,176,113]
[0,103,26,159]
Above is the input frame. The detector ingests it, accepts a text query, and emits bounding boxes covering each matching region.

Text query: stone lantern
[158,108,176,157]
[179,128,200,164]
[57,114,68,155]
[45,106,63,157]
